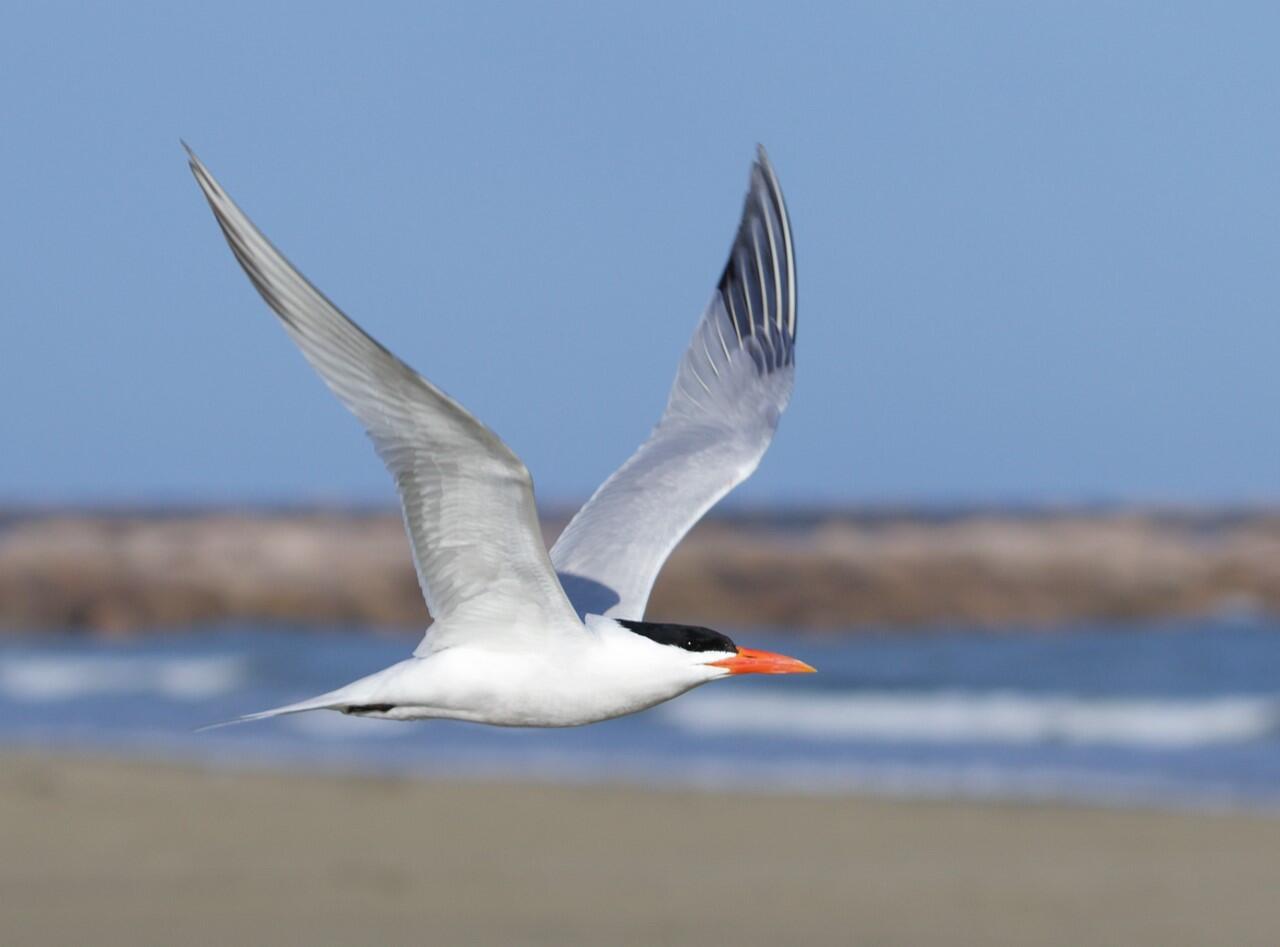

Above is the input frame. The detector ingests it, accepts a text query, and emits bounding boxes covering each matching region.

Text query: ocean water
[4,616,1280,810]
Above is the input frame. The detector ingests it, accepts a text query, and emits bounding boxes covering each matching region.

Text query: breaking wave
[0,655,247,702]
[664,691,1280,748]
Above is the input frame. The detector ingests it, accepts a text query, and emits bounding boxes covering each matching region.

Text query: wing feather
[551,146,797,619]
[186,146,580,647]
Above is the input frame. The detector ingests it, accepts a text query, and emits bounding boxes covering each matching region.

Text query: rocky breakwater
[1,509,1278,633]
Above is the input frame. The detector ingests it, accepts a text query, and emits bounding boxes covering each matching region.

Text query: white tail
[195,690,349,732]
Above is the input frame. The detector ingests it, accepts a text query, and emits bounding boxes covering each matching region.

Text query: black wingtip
[182,143,221,199]
[713,143,797,367]
[180,140,206,183]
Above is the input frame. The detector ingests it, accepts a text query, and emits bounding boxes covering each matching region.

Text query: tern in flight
[188,143,811,728]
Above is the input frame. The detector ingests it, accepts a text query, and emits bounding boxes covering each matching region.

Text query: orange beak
[709,647,816,676]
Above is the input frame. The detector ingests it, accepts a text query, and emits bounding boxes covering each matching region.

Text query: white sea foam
[663,691,1280,748]
[0,655,246,701]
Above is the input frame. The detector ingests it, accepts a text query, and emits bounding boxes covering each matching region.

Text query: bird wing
[186,147,582,651]
[550,146,797,620]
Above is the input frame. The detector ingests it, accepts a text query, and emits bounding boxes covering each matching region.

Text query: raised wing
[186,146,581,649]
[551,146,797,620]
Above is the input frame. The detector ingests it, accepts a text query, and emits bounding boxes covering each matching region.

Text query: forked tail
[196,690,349,732]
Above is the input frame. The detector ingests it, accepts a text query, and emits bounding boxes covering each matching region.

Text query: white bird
[188,143,811,729]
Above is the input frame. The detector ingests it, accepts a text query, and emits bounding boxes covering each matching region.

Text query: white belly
[342,643,709,727]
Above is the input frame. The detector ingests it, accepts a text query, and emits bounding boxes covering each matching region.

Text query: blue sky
[3,2,1278,507]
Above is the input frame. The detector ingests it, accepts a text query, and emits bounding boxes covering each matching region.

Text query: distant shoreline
[2,507,1278,633]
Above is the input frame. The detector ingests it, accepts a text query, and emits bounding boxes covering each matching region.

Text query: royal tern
[188,143,811,728]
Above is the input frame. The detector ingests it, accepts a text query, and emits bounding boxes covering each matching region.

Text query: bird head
[614,619,815,679]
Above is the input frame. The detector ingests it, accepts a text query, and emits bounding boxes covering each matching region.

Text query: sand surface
[5,753,1280,946]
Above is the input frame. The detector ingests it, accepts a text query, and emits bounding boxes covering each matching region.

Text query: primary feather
[551,146,797,620]
[186,146,581,653]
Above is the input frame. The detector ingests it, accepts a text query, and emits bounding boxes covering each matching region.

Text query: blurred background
[4,2,1280,945]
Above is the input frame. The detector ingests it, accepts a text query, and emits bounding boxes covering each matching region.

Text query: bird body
[187,143,811,730]
[257,618,725,727]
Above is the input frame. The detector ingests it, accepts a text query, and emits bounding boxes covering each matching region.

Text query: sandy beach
[5,753,1280,946]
